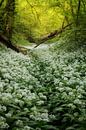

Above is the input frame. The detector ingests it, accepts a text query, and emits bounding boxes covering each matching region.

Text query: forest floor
[0,43,86,130]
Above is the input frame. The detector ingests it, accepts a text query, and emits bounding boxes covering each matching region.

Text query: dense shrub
[0,46,86,130]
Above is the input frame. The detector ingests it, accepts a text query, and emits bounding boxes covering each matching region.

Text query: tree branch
[35,23,72,48]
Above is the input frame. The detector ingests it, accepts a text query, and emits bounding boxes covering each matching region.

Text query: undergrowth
[0,42,86,130]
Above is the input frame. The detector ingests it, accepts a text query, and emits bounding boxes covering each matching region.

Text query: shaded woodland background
[0,0,86,51]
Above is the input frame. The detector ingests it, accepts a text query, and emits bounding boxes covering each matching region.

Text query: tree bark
[35,23,72,47]
[0,34,19,52]
[0,0,26,53]
[0,34,28,54]
[76,0,81,26]
[3,0,15,40]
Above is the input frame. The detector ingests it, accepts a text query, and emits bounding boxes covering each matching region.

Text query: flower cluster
[0,46,86,130]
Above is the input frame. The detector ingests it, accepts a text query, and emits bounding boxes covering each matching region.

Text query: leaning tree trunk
[0,0,27,54]
[35,23,72,47]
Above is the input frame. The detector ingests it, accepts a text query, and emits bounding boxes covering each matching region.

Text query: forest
[0,0,86,130]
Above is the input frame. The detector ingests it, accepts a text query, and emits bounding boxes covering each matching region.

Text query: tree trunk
[0,0,26,53]
[76,0,81,26]
[0,34,19,52]
[3,0,15,40]
[35,23,72,47]
[0,34,28,54]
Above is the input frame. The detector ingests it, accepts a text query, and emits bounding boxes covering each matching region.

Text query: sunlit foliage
[0,0,86,45]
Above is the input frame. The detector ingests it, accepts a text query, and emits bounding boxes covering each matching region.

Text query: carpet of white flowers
[0,45,86,130]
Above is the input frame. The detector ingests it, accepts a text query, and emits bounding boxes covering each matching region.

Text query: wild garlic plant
[0,46,86,130]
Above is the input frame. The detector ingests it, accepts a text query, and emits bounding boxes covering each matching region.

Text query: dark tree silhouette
[0,0,27,53]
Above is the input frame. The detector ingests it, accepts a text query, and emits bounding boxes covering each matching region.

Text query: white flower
[16,120,23,126]
[24,126,31,130]
[37,100,44,105]
[5,113,12,118]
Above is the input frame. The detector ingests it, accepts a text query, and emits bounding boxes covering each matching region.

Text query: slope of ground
[0,44,86,130]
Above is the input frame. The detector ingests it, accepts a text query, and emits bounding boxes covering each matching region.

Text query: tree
[0,0,27,53]
[4,0,15,40]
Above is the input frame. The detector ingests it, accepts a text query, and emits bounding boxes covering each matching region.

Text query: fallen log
[0,34,27,54]
[35,23,72,48]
